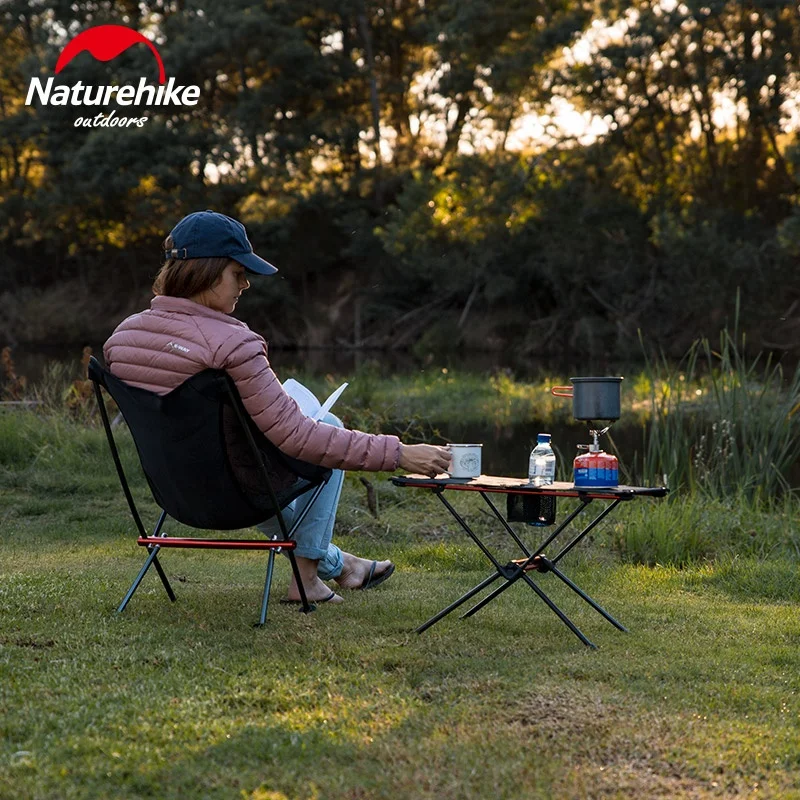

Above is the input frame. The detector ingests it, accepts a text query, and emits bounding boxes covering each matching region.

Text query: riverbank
[5,323,800,497]
[3,276,799,364]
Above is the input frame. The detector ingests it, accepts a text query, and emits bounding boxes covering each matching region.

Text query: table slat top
[391,474,668,498]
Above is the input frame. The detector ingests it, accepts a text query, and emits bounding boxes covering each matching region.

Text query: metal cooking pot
[551,377,623,421]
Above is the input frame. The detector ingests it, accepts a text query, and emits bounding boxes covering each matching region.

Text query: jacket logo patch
[167,341,190,353]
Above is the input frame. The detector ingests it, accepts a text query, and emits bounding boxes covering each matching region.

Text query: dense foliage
[1,0,798,356]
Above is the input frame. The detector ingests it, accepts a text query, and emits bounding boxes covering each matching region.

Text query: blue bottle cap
[537,433,551,443]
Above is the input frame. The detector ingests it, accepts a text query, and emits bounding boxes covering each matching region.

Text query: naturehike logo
[25,24,200,129]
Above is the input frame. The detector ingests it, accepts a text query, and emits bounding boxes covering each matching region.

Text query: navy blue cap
[164,210,277,275]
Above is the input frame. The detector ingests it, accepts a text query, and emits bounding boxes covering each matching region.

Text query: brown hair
[152,235,231,297]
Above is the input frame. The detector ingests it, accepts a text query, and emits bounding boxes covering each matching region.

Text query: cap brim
[232,251,278,275]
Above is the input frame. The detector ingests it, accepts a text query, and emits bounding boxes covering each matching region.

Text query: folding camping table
[391,475,668,648]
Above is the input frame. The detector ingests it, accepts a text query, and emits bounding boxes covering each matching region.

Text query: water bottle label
[529,457,555,484]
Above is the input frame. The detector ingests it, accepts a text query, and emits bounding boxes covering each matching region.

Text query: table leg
[460,567,522,618]
[435,491,507,573]
[517,571,597,648]
[479,492,532,556]
[416,572,503,634]
[460,564,597,648]
[551,498,622,564]
[528,497,592,561]
[537,556,627,632]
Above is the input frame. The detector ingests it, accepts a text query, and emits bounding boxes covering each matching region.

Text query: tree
[553,0,800,217]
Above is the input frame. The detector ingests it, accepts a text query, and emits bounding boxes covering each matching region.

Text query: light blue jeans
[256,412,345,580]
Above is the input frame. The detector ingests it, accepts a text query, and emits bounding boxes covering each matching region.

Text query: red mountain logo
[55,25,166,84]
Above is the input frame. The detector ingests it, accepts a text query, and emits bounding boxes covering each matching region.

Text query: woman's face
[192,260,250,314]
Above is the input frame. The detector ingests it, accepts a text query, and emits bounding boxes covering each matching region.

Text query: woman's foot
[285,556,344,604]
[284,574,343,604]
[335,553,395,590]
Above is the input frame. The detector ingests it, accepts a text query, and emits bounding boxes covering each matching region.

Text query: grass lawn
[2,417,800,798]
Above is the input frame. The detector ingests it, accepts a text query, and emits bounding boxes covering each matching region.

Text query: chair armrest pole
[92,380,147,538]
[225,382,291,540]
[286,481,326,538]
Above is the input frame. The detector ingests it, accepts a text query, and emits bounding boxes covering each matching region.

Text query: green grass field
[2,412,800,799]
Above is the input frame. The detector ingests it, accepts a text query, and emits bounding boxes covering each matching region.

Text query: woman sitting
[104,210,450,605]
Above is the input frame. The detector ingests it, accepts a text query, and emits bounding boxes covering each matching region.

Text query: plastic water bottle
[528,433,556,487]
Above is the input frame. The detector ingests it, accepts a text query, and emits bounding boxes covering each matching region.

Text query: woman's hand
[398,443,451,477]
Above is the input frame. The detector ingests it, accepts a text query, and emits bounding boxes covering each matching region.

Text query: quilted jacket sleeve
[215,329,401,472]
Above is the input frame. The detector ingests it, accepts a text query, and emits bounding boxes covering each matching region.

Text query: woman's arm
[218,332,404,472]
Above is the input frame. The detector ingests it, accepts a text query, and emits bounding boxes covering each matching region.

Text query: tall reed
[629,319,800,503]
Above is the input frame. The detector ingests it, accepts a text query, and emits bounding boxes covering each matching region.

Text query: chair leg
[151,553,177,603]
[257,550,276,627]
[118,510,175,613]
[149,511,175,602]
[117,544,161,613]
[287,551,314,614]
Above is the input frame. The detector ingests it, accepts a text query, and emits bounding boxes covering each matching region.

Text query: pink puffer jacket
[103,296,401,472]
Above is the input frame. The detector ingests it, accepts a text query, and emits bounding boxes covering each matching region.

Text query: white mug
[448,444,482,478]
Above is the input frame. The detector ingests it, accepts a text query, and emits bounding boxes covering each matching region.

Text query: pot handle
[551,386,573,398]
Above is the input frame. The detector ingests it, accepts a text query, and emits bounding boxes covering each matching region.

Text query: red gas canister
[573,445,619,488]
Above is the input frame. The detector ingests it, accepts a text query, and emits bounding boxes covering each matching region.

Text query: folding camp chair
[88,356,331,625]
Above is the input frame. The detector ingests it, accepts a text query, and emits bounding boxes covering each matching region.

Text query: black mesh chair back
[92,361,305,530]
